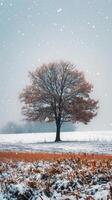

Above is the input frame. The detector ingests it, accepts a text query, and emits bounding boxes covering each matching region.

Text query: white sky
[0,0,112,131]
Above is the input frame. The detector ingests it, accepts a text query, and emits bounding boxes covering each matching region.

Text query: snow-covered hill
[0,131,112,154]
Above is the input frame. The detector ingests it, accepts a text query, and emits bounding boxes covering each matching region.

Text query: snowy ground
[0,131,112,154]
[0,131,112,200]
[0,158,111,200]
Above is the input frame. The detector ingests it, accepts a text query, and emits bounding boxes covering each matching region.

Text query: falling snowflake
[92,25,96,29]
[9,3,13,7]
[110,123,112,126]
[96,34,99,38]
[105,16,109,20]
[104,93,108,97]
[53,23,57,27]
[57,8,62,13]
[7,17,11,21]
[0,2,3,6]
[96,72,100,76]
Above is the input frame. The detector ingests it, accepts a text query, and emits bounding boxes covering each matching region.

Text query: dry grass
[0,151,111,162]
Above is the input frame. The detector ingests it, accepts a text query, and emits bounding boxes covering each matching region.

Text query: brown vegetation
[0,151,111,162]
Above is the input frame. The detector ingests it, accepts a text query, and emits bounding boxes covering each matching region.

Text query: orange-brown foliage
[0,151,111,162]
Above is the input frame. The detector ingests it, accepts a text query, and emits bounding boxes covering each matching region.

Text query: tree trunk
[55,121,61,142]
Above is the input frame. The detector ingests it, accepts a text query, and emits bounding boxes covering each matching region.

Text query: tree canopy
[20,61,98,142]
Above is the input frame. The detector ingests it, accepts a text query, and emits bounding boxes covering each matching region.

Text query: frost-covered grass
[0,131,112,154]
[0,158,112,200]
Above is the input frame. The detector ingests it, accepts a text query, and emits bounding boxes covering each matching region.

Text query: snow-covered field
[0,131,112,200]
[0,158,111,200]
[0,131,112,154]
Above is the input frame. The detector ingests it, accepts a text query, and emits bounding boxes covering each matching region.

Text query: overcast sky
[0,0,112,131]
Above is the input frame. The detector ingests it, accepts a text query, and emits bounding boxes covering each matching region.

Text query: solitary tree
[20,61,98,142]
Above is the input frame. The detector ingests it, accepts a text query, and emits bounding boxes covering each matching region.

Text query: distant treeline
[0,121,75,134]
